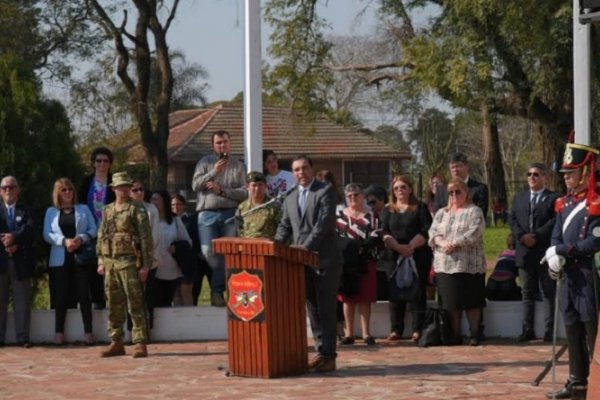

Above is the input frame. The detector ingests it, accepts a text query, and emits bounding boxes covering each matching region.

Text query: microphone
[225,193,285,224]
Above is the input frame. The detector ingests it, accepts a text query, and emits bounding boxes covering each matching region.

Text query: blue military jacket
[551,191,600,324]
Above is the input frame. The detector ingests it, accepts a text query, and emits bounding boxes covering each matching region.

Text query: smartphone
[219,152,229,160]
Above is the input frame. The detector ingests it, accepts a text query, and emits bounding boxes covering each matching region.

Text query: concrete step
[3,300,563,344]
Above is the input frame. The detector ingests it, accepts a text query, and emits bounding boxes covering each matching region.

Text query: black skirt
[436,272,486,310]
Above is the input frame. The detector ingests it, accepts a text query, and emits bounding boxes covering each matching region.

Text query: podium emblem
[227,269,265,322]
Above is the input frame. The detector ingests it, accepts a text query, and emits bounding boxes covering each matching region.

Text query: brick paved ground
[0,338,569,400]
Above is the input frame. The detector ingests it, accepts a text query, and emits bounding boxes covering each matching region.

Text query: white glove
[545,247,565,280]
[544,246,558,260]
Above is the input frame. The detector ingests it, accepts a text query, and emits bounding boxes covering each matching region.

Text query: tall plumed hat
[560,140,599,204]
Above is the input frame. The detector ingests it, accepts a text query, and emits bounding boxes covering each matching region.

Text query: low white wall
[3,300,563,344]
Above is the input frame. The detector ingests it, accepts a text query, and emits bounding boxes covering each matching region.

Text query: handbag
[75,238,97,265]
[389,256,420,302]
[418,307,454,347]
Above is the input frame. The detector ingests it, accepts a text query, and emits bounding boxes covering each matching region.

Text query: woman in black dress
[381,175,433,342]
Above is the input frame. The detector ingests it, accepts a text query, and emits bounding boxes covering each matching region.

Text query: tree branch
[327,62,401,72]
[89,0,136,96]
[163,0,180,33]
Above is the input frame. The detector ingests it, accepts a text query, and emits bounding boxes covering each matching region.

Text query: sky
[167,0,378,103]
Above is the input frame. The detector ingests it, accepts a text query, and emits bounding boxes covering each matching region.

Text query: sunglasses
[526,172,540,177]
[393,185,409,191]
[0,185,16,191]
[448,190,463,196]
[95,159,110,163]
[131,188,144,193]
[61,188,73,193]
[366,200,376,206]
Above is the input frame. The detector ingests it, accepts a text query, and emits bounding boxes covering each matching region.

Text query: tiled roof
[166,104,410,163]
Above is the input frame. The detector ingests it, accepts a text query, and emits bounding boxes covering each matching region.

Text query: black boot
[571,384,587,400]
[545,381,572,399]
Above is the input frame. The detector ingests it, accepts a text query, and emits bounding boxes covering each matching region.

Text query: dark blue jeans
[197,209,237,294]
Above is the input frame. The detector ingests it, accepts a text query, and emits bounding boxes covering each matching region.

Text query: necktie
[528,193,538,231]
[7,208,14,232]
[531,192,539,207]
[299,188,307,217]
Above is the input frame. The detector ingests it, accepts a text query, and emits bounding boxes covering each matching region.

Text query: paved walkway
[0,338,568,399]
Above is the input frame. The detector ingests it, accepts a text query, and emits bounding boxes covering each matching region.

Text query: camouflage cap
[246,171,266,183]
[110,171,133,187]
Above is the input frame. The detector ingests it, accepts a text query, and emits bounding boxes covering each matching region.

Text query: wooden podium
[213,238,319,378]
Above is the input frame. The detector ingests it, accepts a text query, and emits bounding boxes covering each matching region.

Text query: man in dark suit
[275,155,341,373]
[508,163,559,342]
[435,153,489,218]
[0,176,36,347]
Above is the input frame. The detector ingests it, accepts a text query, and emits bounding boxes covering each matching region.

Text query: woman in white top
[149,190,192,307]
[263,149,295,198]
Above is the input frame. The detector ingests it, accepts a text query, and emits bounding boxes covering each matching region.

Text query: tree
[406,108,456,177]
[0,53,83,210]
[264,0,588,206]
[76,0,181,188]
[69,50,208,144]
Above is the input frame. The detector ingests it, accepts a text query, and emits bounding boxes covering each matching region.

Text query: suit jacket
[0,201,36,279]
[274,179,341,270]
[434,177,489,218]
[78,173,115,221]
[508,188,559,268]
[43,204,97,267]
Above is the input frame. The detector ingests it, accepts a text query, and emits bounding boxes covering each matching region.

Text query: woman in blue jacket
[43,178,97,345]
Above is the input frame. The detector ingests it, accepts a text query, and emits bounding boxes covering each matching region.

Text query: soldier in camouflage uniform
[235,171,282,240]
[96,172,153,358]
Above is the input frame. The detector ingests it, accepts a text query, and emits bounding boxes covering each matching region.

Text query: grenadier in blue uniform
[545,143,600,399]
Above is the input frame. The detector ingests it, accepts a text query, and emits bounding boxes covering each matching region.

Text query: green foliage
[264,0,335,118]
[484,226,511,263]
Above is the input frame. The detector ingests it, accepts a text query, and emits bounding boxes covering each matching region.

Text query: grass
[484,225,511,263]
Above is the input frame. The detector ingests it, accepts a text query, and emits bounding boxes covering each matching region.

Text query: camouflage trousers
[105,261,148,344]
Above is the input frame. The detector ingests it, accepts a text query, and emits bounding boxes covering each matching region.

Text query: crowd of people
[0,130,598,397]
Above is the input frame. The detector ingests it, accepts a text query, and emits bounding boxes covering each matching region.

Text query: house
[147,103,411,197]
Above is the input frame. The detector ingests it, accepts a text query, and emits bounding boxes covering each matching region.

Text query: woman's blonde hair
[52,178,78,208]
[444,178,471,211]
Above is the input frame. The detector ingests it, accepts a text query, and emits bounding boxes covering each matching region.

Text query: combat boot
[100,340,126,357]
[132,343,147,358]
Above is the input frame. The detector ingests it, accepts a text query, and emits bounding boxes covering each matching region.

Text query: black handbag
[418,307,454,347]
[74,238,97,265]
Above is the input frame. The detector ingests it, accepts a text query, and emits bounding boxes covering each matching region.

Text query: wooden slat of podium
[214,238,318,378]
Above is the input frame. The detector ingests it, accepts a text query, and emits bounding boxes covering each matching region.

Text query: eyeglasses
[448,190,463,196]
[0,185,16,191]
[131,188,144,193]
[393,185,409,191]
[61,188,73,193]
[527,172,540,177]
[95,159,110,164]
